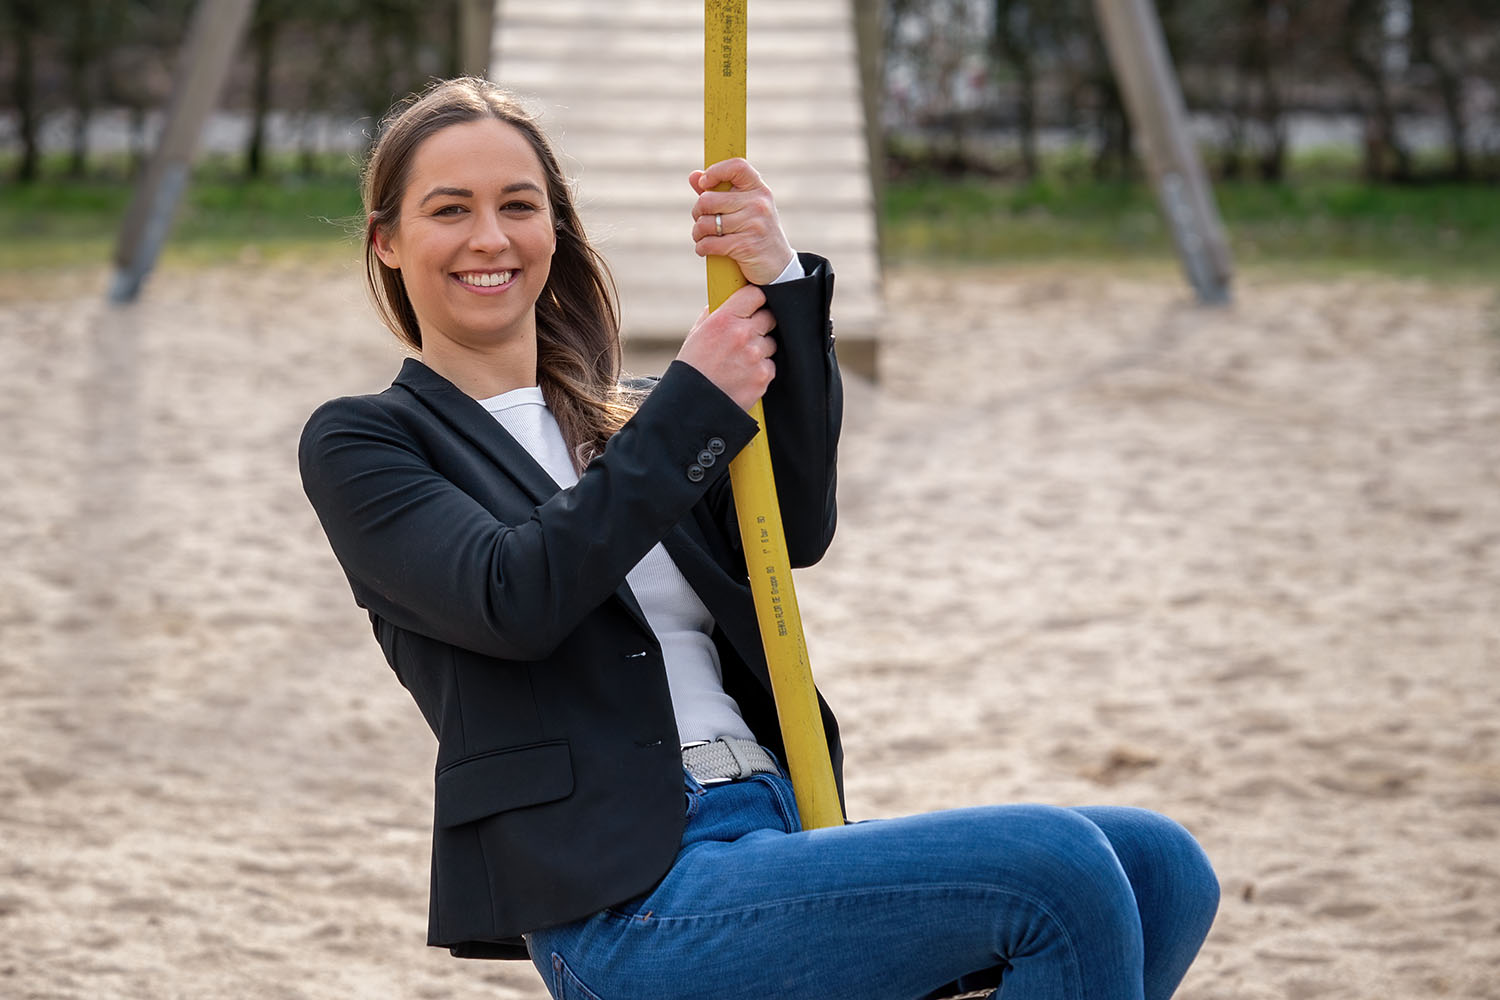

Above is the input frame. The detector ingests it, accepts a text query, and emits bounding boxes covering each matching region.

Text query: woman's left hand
[689,159,796,286]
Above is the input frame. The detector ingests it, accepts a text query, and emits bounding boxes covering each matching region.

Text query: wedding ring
[714,213,723,238]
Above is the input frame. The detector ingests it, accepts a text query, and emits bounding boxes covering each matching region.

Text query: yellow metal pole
[704,0,842,830]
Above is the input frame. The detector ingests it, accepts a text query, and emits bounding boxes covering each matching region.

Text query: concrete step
[545,131,870,171]
[570,164,866,206]
[495,58,859,97]
[506,96,863,134]
[496,25,856,63]
[499,0,849,31]
[584,207,874,250]
[491,0,882,375]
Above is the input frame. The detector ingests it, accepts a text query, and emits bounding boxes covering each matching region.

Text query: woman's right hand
[675,283,778,411]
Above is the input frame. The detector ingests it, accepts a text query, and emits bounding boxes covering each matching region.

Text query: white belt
[681,737,780,785]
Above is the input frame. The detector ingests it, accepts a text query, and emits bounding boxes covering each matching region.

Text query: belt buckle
[681,739,737,786]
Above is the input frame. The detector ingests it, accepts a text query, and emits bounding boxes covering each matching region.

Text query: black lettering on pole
[720,14,735,78]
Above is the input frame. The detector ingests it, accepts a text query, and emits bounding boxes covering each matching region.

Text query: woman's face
[374,118,557,359]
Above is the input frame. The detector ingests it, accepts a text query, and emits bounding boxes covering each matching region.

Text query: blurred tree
[990,0,1046,178]
[355,0,431,144]
[63,0,111,176]
[1215,0,1297,182]
[294,0,360,175]
[246,0,297,177]
[884,0,986,174]
[99,0,197,178]
[1342,0,1413,181]
[3,0,47,181]
[1409,0,1495,180]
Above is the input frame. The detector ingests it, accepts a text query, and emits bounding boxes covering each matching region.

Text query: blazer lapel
[393,358,561,507]
[392,358,654,636]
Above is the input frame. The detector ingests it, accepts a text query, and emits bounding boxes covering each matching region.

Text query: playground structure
[110,0,1232,332]
[491,0,886,376]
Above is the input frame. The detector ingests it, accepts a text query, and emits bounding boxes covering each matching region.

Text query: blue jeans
[527,768,1218,1000]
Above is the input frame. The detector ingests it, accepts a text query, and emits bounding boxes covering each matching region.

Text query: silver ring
[714,213,723,238]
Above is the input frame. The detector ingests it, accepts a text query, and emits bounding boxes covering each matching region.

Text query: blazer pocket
[434,740,573,827]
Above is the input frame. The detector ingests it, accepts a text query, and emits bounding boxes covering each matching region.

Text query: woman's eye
[504,202,539,214]
[433,205,465,217]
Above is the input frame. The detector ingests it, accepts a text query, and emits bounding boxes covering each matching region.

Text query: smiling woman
[358,82,641,468]
[299,75,1218,1000]
[369,119,558,399]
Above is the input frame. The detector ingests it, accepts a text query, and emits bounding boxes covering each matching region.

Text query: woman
[300,77,1219,1000]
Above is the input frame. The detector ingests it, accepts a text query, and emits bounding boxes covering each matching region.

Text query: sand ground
[2,261,1497,999]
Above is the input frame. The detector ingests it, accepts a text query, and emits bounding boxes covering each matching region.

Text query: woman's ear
[370,213,400,269]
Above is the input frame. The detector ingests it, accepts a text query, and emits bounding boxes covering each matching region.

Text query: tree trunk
[66,0,95,178]
[1249,0,1287,183]
[1411,13,1469,181]
[1342,0,1411,182]
[992,0,1040,180]
[246,13,276,178]
[10,0,42,182]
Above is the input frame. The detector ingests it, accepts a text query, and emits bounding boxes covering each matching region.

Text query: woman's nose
[468,210,510,254]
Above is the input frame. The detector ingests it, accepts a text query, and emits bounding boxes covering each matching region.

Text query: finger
[692,212,729,242]
[721,283,767,317]
[700,157,763,193]
[691,193,753,227]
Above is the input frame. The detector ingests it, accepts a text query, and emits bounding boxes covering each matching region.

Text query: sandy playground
[1,259,1497,999]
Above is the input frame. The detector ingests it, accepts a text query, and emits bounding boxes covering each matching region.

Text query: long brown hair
[362,76,636,470]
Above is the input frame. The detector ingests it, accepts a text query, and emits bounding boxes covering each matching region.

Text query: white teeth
[458,270,513,287]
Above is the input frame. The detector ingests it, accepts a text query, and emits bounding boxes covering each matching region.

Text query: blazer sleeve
[716,251,843,567]
[299,361,759,661]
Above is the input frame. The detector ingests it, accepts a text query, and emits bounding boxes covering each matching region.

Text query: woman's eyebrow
[417,182,544,207]
[418,186,472,206]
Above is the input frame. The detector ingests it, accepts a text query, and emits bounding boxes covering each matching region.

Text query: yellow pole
[704,0,842,830]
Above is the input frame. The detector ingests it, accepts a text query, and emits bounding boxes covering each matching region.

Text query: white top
[478,386,756,745]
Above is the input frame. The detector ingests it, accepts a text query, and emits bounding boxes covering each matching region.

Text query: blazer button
[707,437,726,455]
[697,449,716,467]
[686,464,705,482]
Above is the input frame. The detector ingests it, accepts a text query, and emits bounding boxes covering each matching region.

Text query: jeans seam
[552,950,605,1000]
[596,883,1082,996]
[602,880,1056,926]
[747,774,799,832]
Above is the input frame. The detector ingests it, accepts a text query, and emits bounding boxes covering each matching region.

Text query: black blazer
[299,254,844,959]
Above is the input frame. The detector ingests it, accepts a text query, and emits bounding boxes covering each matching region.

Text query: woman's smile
[454,269,519,292]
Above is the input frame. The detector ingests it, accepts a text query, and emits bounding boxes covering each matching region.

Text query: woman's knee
[989,805,1140,918]
[1075,806,1220,928]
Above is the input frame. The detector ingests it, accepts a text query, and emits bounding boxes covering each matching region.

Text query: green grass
[0,154,364,271]
[882,173,1500,281]
[4,151,1499,281]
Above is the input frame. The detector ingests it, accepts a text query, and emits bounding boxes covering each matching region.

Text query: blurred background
[1,0,1497,279]
[1,5,1498,1000]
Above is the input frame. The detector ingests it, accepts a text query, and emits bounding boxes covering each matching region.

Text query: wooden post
[109,0,255,303]
[1093,0,1233,304]
[852,0,885,260]
[458,0,497,78]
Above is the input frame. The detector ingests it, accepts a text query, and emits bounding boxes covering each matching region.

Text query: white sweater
[477,386,756,746]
